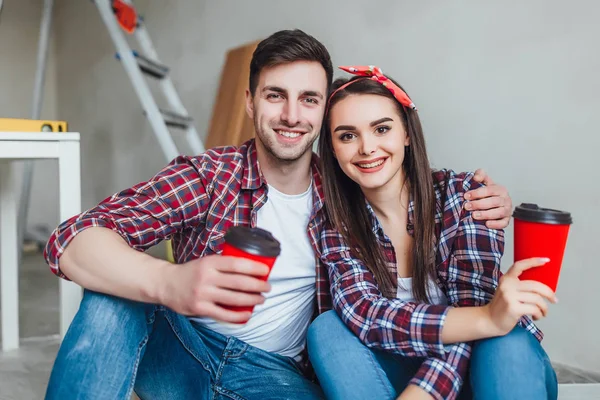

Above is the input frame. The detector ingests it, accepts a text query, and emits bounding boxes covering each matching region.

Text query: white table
[0,132,82,351]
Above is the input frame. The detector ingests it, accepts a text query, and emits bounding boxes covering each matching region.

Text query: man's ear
[245,89,254,119]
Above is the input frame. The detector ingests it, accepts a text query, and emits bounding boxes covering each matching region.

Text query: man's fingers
[485,218,511,230]
[518,280,557,303]
[465,183,507,201]
[212,288,266,307]
[472,168,494,185]
[465,196,505,212]
[218,272,272,293]
[201,303,253,324]
[470,208,506,222]
[516,292,549,317]
[507,258,550,278]
[217,256,270,277]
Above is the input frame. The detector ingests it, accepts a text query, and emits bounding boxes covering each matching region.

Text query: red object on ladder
[112,0,136,34]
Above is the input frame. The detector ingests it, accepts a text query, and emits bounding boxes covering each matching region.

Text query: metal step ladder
[95,0,205,161]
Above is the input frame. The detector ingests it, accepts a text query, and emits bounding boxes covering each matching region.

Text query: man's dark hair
[249,29,333,95]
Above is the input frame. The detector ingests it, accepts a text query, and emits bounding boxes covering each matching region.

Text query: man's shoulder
[192,143,249,167]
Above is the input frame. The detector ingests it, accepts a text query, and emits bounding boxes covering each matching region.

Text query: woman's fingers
[506,258,550,278]
[518,280,558,303]
[516,292,549,317]
[518,303,544,321]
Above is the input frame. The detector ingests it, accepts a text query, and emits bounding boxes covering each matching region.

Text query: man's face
[246,61,328,163]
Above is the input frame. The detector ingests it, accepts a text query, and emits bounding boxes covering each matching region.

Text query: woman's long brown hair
[318,77,436,301]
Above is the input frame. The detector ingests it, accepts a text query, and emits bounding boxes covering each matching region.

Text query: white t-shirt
[397,277,448,305]
[191,183,316,358]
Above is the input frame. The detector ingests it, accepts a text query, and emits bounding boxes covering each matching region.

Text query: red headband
[327,65,417,114]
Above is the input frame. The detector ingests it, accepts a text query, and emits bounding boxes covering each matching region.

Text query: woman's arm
[399,172,553,400]
[441,172,555,344]
[443,257,556,343]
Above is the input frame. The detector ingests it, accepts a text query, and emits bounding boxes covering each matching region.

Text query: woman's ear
[404,135,410,147]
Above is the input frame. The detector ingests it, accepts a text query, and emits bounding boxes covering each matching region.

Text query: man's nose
[281,101,300,126]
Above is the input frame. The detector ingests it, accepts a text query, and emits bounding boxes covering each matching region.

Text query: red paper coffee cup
[513,203,572,292]
[220,226,281,320]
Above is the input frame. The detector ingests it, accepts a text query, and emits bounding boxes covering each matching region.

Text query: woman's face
[329,94,409,192]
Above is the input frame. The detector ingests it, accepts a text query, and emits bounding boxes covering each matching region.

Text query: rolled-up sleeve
[43,156,212,278]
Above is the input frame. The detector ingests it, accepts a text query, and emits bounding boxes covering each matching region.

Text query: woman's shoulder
[430,168,484,234]
[431,169,482,198]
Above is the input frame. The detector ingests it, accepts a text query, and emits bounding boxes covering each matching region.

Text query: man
[43,29,512,399]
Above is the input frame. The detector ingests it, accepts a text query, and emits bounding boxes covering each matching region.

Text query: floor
[1,251,600,399]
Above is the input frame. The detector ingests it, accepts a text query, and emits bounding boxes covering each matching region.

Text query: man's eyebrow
[262,86,287,95]
[262,87,324,99]
[301,90,324,99]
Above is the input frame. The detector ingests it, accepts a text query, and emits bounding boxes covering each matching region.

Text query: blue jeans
[45,290,323,400]
[307,310,558,400]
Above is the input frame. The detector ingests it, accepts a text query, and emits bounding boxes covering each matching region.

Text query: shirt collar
[241,139,325,211]
[310,153,325,214]
[241,139,266,190]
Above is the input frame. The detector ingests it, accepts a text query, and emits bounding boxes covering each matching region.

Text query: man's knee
[65,289,154,349]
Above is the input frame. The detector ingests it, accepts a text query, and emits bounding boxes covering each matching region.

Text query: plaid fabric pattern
[44,139,332,314]
[318,169,542,400]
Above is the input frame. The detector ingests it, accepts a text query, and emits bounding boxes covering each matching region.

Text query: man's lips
[273,129,307,139]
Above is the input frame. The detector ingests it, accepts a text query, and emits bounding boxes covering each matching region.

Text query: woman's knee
[471,325,549,380]
[307,310,358,357]
[472,325,541,366]
[470,326,556,399]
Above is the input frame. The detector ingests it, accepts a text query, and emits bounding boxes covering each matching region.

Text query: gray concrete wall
[0,0,59,232]
[52,0,598,371]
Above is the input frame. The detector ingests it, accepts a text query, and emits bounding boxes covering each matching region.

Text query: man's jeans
[45,290,323,400]
[307,310,558,400]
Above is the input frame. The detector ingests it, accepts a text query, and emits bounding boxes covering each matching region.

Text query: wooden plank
[205,40,259,149]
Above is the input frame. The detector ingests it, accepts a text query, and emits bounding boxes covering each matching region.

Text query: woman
[307,66,558,400]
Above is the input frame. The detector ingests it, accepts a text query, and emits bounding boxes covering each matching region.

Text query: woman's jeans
[307,310,558,400]
[45,290,323,400]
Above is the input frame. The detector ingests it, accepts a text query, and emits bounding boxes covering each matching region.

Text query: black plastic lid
[224,226,281,257]
[513,203,572,225]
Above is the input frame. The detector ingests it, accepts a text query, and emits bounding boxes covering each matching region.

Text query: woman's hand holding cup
[484,257,558,336]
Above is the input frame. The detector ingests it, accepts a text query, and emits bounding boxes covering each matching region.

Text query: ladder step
[159,109,193,130]
[133,51,169,79]
[115,51,169,79]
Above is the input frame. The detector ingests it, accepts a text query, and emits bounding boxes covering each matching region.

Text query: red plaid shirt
[44,139,333,314]
[318,169,542,400]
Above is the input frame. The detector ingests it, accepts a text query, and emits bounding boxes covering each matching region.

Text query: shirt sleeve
[43,156,213,278]
[409,172,505,400]
[320,227,451,359]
